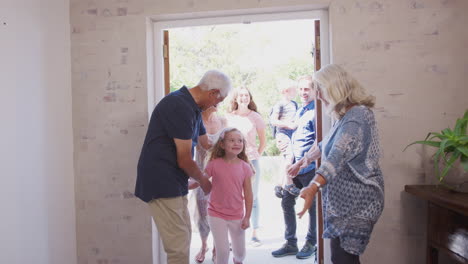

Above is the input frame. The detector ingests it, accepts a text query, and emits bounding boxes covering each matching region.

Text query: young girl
[226,87,266,246]
[205,127,254,264]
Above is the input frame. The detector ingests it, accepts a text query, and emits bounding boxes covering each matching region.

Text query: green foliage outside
[169,21,315,156]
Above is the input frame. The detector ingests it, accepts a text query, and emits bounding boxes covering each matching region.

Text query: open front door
[163,30,170,95]
[152,12,329,264]
[151,29,171,264]
[314,19,325,264]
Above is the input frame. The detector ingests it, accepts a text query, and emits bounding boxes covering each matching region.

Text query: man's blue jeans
[281,169,317,246]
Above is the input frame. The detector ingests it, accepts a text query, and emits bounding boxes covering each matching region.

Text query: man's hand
[199,174,212,194]
[287,159,304,177]
[174,138,211,193]
[304,144,321,164]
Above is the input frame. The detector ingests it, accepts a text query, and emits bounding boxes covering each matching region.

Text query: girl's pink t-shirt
[226,111,266,160]
[205,158,253,220]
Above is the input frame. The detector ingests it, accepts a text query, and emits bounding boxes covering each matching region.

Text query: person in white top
[192,105,226,263]
[226,87,266,246]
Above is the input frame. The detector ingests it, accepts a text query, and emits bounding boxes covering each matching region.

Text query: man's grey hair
[197,70,232,98]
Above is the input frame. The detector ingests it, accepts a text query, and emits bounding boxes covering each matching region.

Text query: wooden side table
[405,185,468,264]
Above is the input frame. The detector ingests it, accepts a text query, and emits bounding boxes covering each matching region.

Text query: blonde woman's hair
[227,87,258,113]
[208,127,255,172]
[313,64,375,118]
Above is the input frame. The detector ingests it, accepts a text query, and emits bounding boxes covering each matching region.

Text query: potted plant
[404,110,468,192]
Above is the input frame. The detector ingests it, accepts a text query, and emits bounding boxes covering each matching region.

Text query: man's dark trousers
[281,169,317,246]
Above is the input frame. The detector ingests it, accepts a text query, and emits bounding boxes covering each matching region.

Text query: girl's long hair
[227,87,258,113]
[208,127,255,173]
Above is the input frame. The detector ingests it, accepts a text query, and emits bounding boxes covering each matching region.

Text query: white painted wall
[0,0,77,264]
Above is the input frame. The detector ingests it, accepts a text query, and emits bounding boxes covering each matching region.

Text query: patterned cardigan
[317,105,384,255]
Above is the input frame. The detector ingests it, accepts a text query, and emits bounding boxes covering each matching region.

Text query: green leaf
[440,139,455,151]
[439,151,461,182]
[461,155,468,172]
[454,117,464,136]
[441,128,454,137]
[457,110,468,135]
[403,140,440,151]
[433,144,446,178]
[456,145,468,157]
[426,132,445,141]
[440,139,455,163]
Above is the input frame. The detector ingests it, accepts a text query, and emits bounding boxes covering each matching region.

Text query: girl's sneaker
[284,184,301,197]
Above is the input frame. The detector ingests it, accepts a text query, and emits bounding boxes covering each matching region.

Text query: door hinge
[163,44,168,59]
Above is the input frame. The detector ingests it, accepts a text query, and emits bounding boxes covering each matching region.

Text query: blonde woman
[289,64,384,263]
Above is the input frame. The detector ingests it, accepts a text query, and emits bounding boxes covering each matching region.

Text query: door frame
[147,8,330,112]
[146,7,331,264]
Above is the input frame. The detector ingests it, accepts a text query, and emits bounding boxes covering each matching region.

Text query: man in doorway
[272,75,317,260]
[135,70,232,264]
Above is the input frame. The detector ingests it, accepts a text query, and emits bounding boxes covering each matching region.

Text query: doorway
[147,9,330,264]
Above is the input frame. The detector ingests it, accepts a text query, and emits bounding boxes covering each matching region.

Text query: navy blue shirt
[135,86,206,202]
[291,101,316,174]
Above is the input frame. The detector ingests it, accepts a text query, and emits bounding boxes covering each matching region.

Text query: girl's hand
[199,174,212,194]
[241,217,250,230]
[297,185,317,219]
[188,179,199,190]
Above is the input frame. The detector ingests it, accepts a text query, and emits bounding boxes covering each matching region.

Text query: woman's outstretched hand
[297,185,317,219]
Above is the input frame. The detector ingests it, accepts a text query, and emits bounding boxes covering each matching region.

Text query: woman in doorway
[289,64,385,263]
[194,105,226,263]
[226,87,266,246]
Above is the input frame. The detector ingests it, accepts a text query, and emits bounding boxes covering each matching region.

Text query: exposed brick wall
[70,0,468,263]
